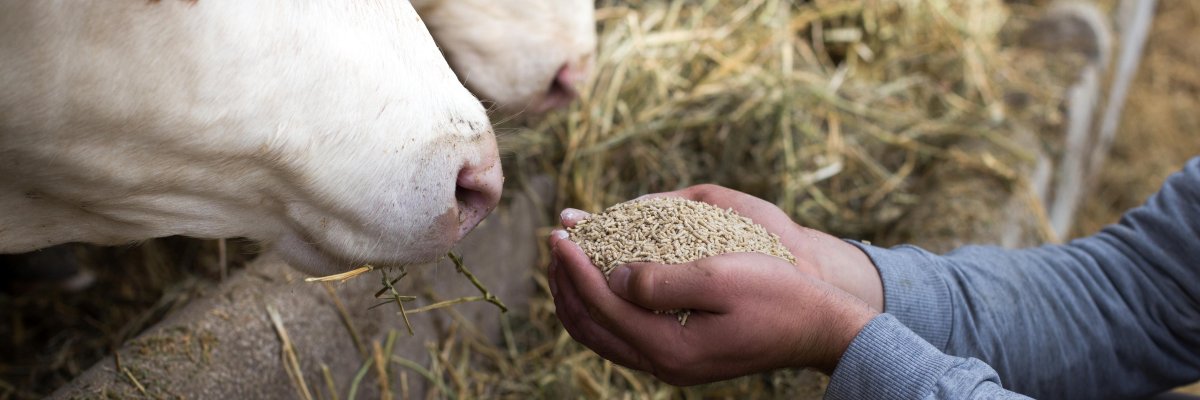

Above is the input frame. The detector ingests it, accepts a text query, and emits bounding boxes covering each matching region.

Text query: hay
[305,265,376,283]
[507,0,1068,241]
[267,304,315,400]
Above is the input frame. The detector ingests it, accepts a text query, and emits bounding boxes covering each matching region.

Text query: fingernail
[609,265,631,296]
[551,229,569,240]
[561,208,586,221]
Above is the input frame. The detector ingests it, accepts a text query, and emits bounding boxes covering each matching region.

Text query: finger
[550,233,641,365]
[608,252,794,313]
[554,240,682,344]
[546,229,568,301]
[559,208,592,228]
[549,228,570,249]
[550,249,649,371]
[547,240,561,300]
[604,261,724,312]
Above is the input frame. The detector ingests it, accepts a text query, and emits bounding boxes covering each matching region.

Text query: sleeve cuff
[825,314,956,400]
[844,240,954,350]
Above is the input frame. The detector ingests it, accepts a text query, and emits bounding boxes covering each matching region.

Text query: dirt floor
[1067,0,1200,395]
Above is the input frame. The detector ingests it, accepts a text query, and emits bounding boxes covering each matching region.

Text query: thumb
[607,258,736,313]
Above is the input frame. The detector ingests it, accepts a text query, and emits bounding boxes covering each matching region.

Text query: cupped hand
[560,184,883,310]
[547,228,878,386]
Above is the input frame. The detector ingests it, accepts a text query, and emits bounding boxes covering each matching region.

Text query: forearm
[851,157,1200,399]
[827,314,1032,400]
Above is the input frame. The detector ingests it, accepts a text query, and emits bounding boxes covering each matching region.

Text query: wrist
[790,227,884,310]
[814,294,878,374]
[830,241,885,311]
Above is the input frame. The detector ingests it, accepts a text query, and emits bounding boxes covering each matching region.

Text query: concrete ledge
[51,188,546,399]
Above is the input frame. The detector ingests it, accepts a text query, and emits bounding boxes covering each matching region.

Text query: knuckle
[690,258,735,296]
[583,303,606,323]
[690,257,723,279]
[688,184,722,199]
[626,266,658,305]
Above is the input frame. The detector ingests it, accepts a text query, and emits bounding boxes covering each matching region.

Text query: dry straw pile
[508,0,1074,242]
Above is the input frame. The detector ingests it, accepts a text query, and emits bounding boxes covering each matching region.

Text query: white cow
[413,0,596,114]
[0,1,503,276]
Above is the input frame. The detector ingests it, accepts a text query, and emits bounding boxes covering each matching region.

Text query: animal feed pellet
[567,197,796,324]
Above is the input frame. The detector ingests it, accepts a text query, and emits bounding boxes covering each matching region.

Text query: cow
[0,0,503,276]
[413,0,596,114]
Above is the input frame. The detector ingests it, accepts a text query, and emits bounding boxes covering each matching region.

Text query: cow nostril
[455,185,486,223]
[548,63,580,99]
[535,63,582,113]
[453,163,502,240]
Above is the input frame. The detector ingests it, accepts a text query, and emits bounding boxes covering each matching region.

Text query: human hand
[547,229,879,385]
[561,184,884,310]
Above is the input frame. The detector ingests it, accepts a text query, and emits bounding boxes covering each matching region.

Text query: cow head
[413,0,597,115]
[0,1,502,275]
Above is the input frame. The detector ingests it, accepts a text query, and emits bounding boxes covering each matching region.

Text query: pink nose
[454,158,503,241]
[537,62,587,112]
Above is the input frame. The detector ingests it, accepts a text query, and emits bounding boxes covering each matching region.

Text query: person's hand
[547,229,879,385]
[562,184,884,310]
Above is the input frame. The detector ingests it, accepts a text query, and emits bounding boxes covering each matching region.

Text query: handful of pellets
[567,197,797,325]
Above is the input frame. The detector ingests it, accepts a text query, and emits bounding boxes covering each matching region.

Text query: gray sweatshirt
[826,157,1200,399]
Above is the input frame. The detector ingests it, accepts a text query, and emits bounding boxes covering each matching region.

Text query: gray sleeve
[849,156,1200,399]
[825,314,1033,400]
